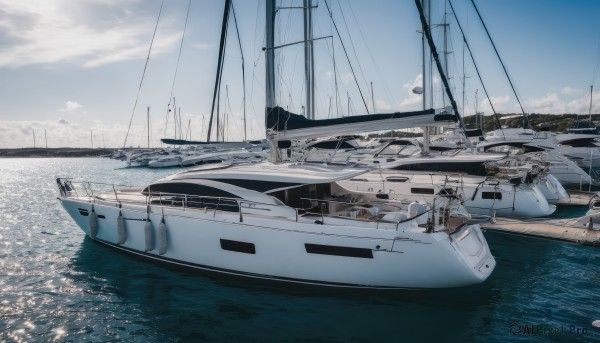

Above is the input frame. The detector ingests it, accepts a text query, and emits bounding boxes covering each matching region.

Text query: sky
[0,0,599,148]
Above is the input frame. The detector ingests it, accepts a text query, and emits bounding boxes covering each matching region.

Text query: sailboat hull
[60,197,495,289]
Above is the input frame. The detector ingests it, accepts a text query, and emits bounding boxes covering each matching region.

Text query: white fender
[158,218,168,255]
[89,207,98,239]
[117,211,126,244]
[144,220,154,252]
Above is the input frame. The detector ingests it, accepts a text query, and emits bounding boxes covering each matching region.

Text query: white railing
[57,178,461,232]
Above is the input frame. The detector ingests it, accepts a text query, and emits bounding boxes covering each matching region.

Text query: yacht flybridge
[57,163,494,288]
[57,0,495,289]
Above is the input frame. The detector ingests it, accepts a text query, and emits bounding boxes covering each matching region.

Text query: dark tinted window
[305,243,373,258]
[482,192,502,200]
[143,182,239,198]
[220,239,256,254]
[411,188,434,195]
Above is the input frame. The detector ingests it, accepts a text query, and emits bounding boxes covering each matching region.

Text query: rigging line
[448,0,503,133]
[231,3,247,141]
[591,30,600,86]
[207,0,232,142]
[164,0,192,137]
[470,0,528,126]
[345,0,396,109]
[324,0,370,114]
[336,0,371,110]
[414,0,464,128]
[122,2,163,149]
[252,0,263,68]
[337,0,368,99]
[333,36,341,117]
[313,15,340,117]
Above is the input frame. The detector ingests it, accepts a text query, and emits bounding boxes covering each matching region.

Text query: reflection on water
[70,238,491,342]
[0,158,599,342]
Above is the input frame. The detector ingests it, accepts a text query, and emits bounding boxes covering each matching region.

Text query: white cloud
[561,86,580,95]
[402,73,422,94]
[397,74,423,111]
[481,95,511,113]
[375,99,392,111]
[60,101,83,112]
[523,90,600,114]
[525,93,563,112]
[341,73,355,84]
[0,0,181,68]
[192,43,213,50]
[0,111,263,148]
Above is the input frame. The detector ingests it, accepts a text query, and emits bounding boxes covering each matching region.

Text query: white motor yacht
[336,169,555,218]
[148,155,183,168]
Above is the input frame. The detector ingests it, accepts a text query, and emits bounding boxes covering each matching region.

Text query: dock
[556,190,598,207]
[482,215,600,246]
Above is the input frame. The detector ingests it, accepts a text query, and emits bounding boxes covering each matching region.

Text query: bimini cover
[160,139,255,148]
[143,179,283,205]
[266,106,457,140]
[554,134,600,147]
[165,161,369,193]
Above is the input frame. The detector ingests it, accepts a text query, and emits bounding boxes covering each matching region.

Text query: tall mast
[370,81,375,113]
[33,129,36,148]
[230,4,247,141]
[422,0,430,154]
[303,0,315,119]
[147,106,150,149]
[173,97,177,139]
[415,0,463,127]
[589,85,594,122]
[207,0,232,142]
[178,106,183,140]
[265,0,278,162]
[44,129,48,148]
[442,1,449,108]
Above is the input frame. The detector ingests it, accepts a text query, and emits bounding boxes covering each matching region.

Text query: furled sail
[266,106,457,140]
[160,138,261,148]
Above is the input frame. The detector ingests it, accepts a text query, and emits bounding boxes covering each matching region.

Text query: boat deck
[555,190,598,206]
[482,217,600,246]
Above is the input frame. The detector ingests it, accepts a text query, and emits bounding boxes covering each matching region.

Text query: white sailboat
[57,0,495,289]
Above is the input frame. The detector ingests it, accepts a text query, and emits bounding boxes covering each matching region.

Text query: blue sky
[0,0,599,148]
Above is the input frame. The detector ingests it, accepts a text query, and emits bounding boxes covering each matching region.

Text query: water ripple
[0,158,598,342]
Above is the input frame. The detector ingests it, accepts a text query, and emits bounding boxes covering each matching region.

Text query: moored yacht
[336,168,555,218]
[340,145,556,217]
[57,162,495,288]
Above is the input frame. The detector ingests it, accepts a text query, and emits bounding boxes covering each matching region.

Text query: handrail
[59,179,456,229]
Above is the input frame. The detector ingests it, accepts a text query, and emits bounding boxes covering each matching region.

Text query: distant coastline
[0,148,116,158]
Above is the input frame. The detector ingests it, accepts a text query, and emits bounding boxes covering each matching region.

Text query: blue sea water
[0,158,598,342]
